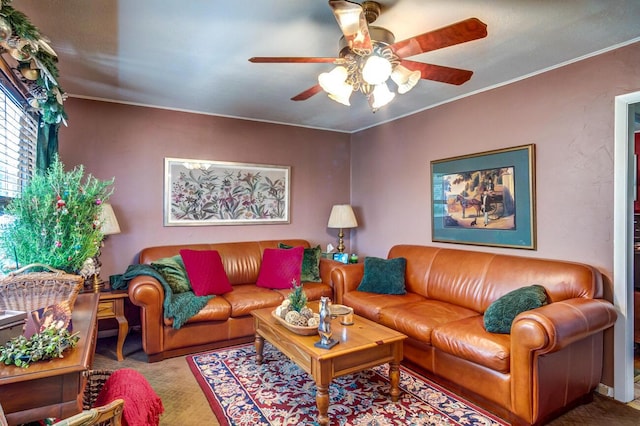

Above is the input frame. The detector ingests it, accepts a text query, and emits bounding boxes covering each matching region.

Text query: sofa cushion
[483,284,548,334]
[151,255,191,294]
[357,256,407,295]
[223,284,285,317]
[256,246,304,289]
[432,316,511,373]
[180,249,233,296]
[343,291,426,322]
[279,243,322,282]
[379,300,478,344]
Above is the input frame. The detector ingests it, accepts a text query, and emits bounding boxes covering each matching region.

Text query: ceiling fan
[249,0,487,111]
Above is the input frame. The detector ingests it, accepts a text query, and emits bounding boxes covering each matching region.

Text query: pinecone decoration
[287,280,307,312]
[285,310,307,326]
[275,304,290,319]
[299,306,313,319]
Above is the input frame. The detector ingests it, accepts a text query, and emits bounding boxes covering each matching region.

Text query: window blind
[0,83,38,209]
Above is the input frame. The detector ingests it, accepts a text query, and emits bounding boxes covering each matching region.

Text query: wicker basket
[0,263,84,313]
[83,369,114,410]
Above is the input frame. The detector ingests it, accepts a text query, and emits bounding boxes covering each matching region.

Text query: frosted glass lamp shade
[369,83,395,110]
[391,65,421,94]
[319,66,353,106]
[362,55,392,85]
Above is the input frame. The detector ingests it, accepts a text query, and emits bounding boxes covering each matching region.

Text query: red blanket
[94,368,164,426]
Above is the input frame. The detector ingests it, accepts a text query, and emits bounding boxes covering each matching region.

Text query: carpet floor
[187,342,508,425]
[93,330,640,425]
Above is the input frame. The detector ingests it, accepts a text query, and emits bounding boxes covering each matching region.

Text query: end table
[96,288,129,361]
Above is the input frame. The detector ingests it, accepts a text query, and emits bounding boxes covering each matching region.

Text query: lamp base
[93,274,104,293]
[337,228,345,253]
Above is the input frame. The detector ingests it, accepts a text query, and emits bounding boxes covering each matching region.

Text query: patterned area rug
[186,342,509,426]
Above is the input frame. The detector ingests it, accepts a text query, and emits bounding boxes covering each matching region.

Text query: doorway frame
[613,90,639,402]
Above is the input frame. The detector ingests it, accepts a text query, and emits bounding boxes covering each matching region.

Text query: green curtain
[36,120,60,173]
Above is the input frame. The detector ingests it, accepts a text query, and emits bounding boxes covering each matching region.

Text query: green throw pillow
[357,256,407,295]
[151,255,191,294]
[483,284,548,334]
[278,243,322,282]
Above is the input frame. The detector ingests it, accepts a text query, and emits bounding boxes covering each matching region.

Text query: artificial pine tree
[0,155,114,273]
[287,279,308,312]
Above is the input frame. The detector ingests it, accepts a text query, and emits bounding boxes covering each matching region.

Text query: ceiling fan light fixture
[361,55,392,85]
[369,83,395,111]
[318,66,353,106]
[328,84,353,106]
[318,66,348,91]
[391,65,421,94]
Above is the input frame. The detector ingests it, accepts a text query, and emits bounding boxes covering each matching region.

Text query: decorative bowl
[329,304,352,316]
[271,310,318,336]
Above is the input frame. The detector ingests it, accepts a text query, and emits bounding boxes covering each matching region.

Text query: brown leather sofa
[331,244,618,426]
[129,239,338,362]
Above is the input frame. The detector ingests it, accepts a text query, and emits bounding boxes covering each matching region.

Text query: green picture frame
[431,144,536,249]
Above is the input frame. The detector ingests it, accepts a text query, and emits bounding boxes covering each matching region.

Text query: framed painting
[164,158,290,226]
[430,144,536,249]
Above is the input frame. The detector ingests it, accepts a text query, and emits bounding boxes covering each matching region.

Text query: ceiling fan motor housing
[338,26,395,56]
[362,1,382,24]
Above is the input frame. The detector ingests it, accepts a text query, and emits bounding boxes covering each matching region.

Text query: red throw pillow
[180,249,232,296]
[256,246,304,289]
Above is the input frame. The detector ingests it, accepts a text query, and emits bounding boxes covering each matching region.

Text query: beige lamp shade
[99,203,121,235]
[327,204,357,253]
[327,204,358,229]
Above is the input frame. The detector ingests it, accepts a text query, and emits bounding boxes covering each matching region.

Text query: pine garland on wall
[0,0,67,125]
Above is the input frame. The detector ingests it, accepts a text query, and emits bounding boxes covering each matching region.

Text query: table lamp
[327,204,358,253]
[93,203,121,291]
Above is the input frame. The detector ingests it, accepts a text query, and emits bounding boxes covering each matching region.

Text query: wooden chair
[52,399,124,426]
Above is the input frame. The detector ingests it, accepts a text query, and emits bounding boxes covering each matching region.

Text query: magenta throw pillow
[180,249,232,296]
[256,246,304,289]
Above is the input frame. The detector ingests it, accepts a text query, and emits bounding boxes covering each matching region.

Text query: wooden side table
[97,290,129,361]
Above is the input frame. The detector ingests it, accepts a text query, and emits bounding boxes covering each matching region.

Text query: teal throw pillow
[483,284,548,334]
[357,256,407,295]
[151,255,191,294]
[278,243,322,282]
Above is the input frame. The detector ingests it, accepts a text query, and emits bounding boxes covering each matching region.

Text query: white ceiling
[13,0,640,133]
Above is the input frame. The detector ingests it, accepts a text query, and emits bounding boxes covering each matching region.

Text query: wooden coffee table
[251,306,407,426]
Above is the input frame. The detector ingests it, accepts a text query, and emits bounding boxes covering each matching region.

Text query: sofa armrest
[319,258,343,285]
[331,263,364,305]
[510,298,617,423]
[128,276,166,356]
[512,298,617,353]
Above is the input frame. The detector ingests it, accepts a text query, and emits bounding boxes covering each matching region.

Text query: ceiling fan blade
[249,57,338,63]
[391,17,487,58]
[401,60,473,85]
[329,0,373,55]
[291,84,323,101]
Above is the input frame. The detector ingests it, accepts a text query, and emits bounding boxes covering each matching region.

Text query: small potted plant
[0,155,114,274]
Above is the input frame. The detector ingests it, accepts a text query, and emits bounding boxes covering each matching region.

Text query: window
[0,82,38,209]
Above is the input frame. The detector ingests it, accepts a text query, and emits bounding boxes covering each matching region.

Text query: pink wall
[348,42,640,386]
[58,100,351,278]
[55,42,639,385]
[350,42,640,282]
